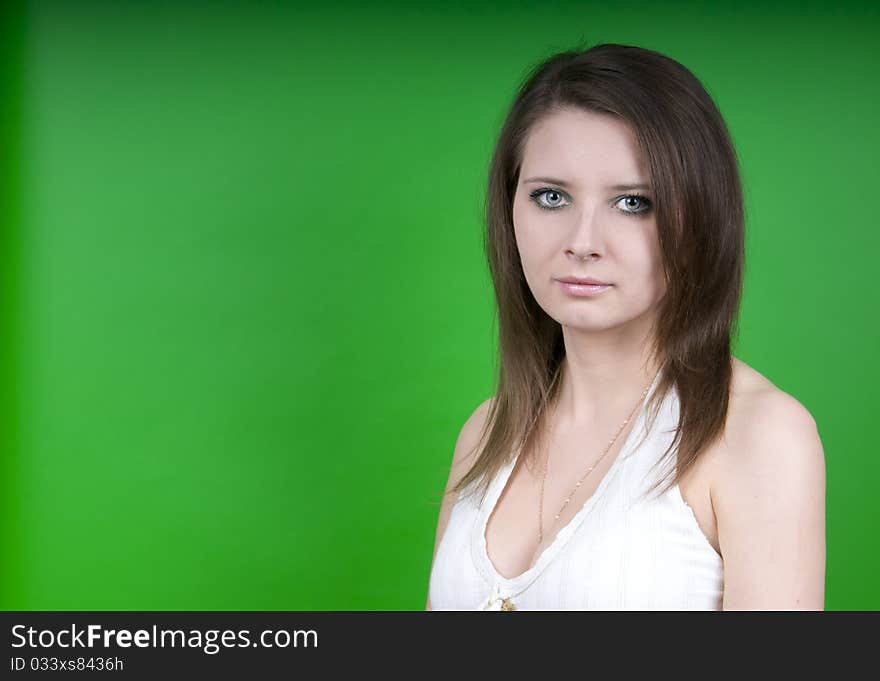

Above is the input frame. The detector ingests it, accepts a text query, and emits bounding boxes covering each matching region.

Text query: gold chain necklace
[485,370,658,612]
[538,372,656,546]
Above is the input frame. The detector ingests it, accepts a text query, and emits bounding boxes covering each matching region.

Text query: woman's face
[512,107,667,334]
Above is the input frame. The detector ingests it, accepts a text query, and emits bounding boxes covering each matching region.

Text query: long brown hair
[448,42,744,506]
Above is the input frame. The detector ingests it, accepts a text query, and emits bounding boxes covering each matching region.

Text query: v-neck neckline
[471,369,663,594]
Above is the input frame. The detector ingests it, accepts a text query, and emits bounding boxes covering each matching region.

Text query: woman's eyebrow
[522,176,651,192]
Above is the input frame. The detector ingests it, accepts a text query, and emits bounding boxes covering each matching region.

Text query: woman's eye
[528,188,569,210]
[614,195,652,216]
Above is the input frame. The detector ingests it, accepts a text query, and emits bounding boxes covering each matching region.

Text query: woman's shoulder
[709,356,824,518]
[726,356,819,446]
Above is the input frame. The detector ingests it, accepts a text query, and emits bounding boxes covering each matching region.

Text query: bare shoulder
[719,357,823,477]
[711,357,826,608]
[698,358,821,479]
[446,395,495,493]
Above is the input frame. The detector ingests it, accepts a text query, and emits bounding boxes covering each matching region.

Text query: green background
[1,0,877,610]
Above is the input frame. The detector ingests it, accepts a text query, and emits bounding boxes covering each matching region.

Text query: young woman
[425,43,825,610]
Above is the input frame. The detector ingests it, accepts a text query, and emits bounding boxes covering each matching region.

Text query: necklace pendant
[481,590,518,611]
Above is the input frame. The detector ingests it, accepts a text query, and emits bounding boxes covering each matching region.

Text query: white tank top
[428,371,724,610]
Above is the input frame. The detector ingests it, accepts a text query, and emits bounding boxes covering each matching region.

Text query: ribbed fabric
[428,371,724,610]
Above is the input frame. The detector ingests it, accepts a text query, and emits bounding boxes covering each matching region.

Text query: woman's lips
[557,281,613,297]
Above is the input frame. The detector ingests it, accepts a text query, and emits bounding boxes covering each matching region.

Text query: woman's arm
[713,390,826,610]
